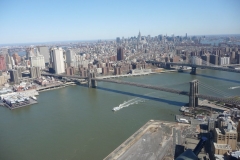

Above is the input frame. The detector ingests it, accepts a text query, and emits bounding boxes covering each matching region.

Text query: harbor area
[104,120,208,160]
[0,90,38,110]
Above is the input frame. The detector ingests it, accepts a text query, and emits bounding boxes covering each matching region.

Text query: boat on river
[229,86,240,89]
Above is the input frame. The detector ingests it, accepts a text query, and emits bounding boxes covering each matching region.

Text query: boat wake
[112,92,156,112]
[229,86,240,89]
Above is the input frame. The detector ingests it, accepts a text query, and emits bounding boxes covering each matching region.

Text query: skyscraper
[0,55,6,71]
[37,46,50,64]
[9,70,19,84]
[66,49,75,67]
[29,49,45,69]
[117,47,124,61]
[50,47,65,74]
[138,31,141,43]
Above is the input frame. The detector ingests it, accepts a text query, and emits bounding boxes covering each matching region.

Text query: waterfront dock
[104,120,191,160]
[3,99,38,110]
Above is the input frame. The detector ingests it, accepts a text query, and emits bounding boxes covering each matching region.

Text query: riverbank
[104,120,192,160]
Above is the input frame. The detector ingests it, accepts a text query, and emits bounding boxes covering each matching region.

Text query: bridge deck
[93,78,240,105]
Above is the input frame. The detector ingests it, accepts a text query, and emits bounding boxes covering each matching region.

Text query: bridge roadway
[41,73,240,105]
[41,73,87,79]
[146,61,240,73]
[93,78,240,105]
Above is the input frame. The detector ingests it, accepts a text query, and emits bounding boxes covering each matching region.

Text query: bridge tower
[189,79,199,107]
[190,67,197,75]
[88,70,97,88]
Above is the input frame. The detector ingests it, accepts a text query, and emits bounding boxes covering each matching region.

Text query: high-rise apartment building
[30,67,41,78]
[12,53,21,65]
[0,55,6,71]
[117,47,124,61]
[218,57,230,65]
[210,55,218,65]
[50,47,65,74]
[29,50,45,69]
[9,70,19,84]
[37,46,50,64]
[201,55,210,65]
[66,49,75,67]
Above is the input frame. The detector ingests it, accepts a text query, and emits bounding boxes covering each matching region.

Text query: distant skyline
[0,0,240,44]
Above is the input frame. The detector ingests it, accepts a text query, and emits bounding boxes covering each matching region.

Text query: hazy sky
[0,0,240,44]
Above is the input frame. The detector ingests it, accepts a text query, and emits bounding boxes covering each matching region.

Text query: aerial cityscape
[0,0,240,160]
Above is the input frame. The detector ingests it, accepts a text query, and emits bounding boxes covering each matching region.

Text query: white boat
[30,96,37,100]
[177,118,189,124]
[180,106,188,112]
[112,104,123,111]
[229,86,240,89]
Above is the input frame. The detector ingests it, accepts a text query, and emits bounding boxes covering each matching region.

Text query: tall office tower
[66,49,75,67]
[237,120,240,142]
[210,55,218,65]
[35,67,41,78]
[5,54,13,69]
[116,37,121,43]
[50,47,65,74]
[0,55,6,71]
[30,67,36,78]
[9,70,19,84]
[26,48,35,60]
[138,31,141,43]
[201,55,210,65]
[37,46,50,64]
[16,67,23,78]
[231,51,235,60]
[117,47,124,61]
[29,67,41,78]
[29,49,45,69]
[185,33,187,39]
[12,53,21,65]
[237,53,240,64]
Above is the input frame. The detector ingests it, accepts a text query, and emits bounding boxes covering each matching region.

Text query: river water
[0,70,239,160]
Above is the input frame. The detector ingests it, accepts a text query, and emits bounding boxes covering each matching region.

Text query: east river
[0,70,239,160]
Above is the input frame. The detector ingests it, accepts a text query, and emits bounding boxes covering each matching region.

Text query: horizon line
[1,33,240,47]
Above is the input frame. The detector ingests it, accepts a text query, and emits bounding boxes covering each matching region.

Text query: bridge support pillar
[189,80,198,107]
[88,72,97,88]
[166,64,171,69]
[190,67,196,75]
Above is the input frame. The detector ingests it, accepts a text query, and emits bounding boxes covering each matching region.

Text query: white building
[37,46,50,64]
[66,49,75,67]
[50,47,65,74]
[191,56,202,65]
[29,49,45,69]
[219,57,230,65]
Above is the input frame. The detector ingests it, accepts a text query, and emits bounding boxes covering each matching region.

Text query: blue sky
[0,0,239,44]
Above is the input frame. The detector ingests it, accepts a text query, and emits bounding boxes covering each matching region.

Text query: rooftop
[213,143,232,150]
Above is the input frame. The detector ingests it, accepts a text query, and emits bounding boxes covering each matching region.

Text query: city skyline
[0,0,240,44]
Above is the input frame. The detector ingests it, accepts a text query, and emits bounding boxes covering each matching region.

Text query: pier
[3,99,38,110]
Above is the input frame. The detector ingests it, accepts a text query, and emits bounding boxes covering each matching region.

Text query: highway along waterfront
[0,69,239,160]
